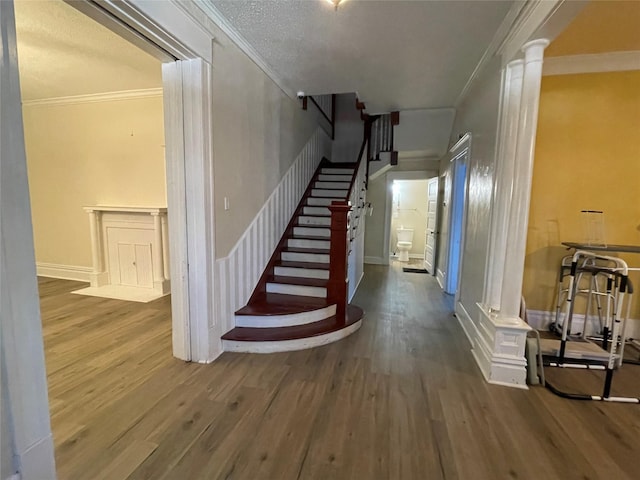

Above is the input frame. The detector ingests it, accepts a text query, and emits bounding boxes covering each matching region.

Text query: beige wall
[24,96,166,268]
[524,71,640,319]
[210,27,323,258]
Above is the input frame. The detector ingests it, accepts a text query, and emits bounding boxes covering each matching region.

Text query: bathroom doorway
[389,179,429,265]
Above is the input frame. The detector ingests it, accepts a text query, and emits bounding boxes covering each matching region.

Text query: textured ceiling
[546,1,640,57]
[14,0,161,101]
[210,0,514,112]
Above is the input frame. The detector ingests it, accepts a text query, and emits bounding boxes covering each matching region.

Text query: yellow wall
[24,96,166,268]
[524,71,640,320]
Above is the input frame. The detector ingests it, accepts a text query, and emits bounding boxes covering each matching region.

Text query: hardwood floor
[39,267,640,480]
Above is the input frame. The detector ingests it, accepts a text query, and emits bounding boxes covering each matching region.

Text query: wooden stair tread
[293,224,330,229]
[276,260,330,270]
[284,247,330,254]
[298,214,331,218]
[235,293,331,316]
[223,305,363,341]
[269,276,328,287]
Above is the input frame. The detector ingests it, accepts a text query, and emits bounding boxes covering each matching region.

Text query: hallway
[41,265,639,479]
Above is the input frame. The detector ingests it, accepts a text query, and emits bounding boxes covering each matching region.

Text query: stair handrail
[303,94,336,140]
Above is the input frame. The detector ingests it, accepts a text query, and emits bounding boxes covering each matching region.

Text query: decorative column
[500,39,549,318]
[483,60,524,311]
[86,208,107,286]
[473,40,548,389]
[327,201,351,323]
[152,212,164,289]
[161,214,170,280]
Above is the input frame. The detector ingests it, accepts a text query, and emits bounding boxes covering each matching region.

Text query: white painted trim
[1,1,57,477]
[5,474,20,480]
[497,0,562,63]
[22,88,163,107]
[436,269,445,290]
[162,61,191,362]
[543,51,640,76]
[35,262,92,282]
[223,320,362,354]
[181,58,217,362]
[364,256,385,265]
[349,272,365,303]
[193,0,296,99]
[215,129,332,338]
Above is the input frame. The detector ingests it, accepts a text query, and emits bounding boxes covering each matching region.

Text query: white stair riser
[223,320,362,353]
[282,251,329,263]
[321,168,355,175]
[293,226,330,237]
[318,174,352,182]
[298,216,331,226]
[307,197,334,207]
[288,238,331,249]
[266,282,327,298]
[235,304,336,328]
[312,189,347,198]
[314,181,350,190]
[274,266,329,279]
[303,206,330,216]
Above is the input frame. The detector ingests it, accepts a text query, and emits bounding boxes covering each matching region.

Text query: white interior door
[424,177,438,273]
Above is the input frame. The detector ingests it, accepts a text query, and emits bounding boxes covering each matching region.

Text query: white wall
[332,93,363,163]
[210,24,324,257]
[445,56,502,315]
[395,108,455,157]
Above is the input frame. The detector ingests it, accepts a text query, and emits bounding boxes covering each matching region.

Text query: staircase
[222,159,364,353]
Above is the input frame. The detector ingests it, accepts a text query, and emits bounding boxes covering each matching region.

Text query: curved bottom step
[222,305,364,354]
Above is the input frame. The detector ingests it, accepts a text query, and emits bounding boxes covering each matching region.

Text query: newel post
[328,200,351,323]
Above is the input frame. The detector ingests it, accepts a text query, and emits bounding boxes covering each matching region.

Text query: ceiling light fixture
[325,0,346,11]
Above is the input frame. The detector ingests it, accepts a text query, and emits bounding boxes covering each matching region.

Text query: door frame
[424,176,439,273]
[445,133,471,299]
[2,1,216,476]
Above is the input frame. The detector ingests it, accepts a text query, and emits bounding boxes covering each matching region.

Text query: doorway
[389,179,429,266]
[444,134,471,296]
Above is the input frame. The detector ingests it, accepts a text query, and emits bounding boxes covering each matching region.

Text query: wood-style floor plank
[38,266,640,480]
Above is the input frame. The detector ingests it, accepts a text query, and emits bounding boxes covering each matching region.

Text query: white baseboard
[4,474,20,480]
[36,262,92,282]
[364,256,385,265]
[526,309,640,340]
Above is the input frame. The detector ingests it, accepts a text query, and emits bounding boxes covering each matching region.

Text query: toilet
[396,227,414,262]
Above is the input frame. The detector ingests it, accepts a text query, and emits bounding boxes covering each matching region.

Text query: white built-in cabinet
[83,206,170,297]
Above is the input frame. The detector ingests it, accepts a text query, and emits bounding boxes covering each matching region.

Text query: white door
[107,228,154,287]
[424,177,438,273]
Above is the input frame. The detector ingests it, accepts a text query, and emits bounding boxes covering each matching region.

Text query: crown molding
[193,1,296,100]
[543,51,640,76]
[22,88,163,107]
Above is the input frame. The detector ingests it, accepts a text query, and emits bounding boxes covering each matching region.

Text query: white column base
[455,301,532,388]
[90,271,109,287]
[154,278,171,295]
